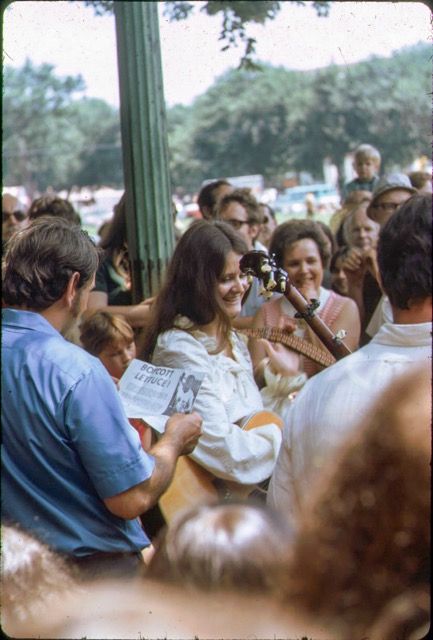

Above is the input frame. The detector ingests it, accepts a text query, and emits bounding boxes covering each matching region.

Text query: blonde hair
[1,525,78,624]
[80,310,134,356]
[354,143,381,165]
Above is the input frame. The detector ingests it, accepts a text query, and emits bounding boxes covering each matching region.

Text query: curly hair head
[3,216,103,310]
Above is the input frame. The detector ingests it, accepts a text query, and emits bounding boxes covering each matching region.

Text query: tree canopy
[2,60,122,197]
[79,0,331,68]
[2,43,430,196]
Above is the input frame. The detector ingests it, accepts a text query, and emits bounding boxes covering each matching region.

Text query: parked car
[272,183,341,217]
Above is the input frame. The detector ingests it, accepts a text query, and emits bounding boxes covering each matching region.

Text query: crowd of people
[1,143,431,639]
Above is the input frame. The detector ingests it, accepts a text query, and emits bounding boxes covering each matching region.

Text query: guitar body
[158,411,283,524]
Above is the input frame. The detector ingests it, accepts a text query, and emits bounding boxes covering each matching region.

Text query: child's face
[98,338,136,380]
[354,157,378,182]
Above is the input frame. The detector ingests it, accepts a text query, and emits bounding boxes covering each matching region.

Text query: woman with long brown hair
[139,220,283,509]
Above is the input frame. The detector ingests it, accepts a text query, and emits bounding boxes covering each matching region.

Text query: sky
[2,1,432,107]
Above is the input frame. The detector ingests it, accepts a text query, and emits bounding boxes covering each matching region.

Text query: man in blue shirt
[1,217,203,580]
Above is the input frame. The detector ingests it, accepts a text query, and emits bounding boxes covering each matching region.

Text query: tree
[2,60,85,197]
[79,0,331,68]
[165,42,431,192]
[68,98,123,188]
[166,64,314,192]
[2,61,123,195]
[290,43,432,180]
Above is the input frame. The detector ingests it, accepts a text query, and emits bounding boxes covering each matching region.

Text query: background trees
[2,42,431,196]
[2,59,123,198]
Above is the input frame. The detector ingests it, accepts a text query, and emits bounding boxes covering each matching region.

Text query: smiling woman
[137,219,285,523]
[248,218,361,386]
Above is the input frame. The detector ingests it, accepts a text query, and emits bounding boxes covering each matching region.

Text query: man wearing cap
[367,172,418,227]
[364,173,418,337]
[342,174,418,342]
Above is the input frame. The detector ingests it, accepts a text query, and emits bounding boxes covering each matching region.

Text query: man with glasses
[367,173,417,227]
[2,193,29,252]
[363,173,418,339]
[216,188,266,327]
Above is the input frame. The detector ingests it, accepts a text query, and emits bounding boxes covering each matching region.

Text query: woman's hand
[257,339,301,378]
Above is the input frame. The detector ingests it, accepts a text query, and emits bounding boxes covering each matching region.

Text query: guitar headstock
[240,250,288,299]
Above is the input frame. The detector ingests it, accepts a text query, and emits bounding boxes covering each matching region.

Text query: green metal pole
[114,1,174,302]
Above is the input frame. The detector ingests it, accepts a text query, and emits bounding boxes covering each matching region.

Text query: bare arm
[232,315,255,329]
[84,291,154,328]
[342,248,368,324]
[103,412,202,520]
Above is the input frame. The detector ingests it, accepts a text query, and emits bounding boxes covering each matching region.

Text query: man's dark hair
[217,188,263,225]
[3,216,103,310]
[28,195,82,226]
[378,194,432,309]
[197,180,232,217]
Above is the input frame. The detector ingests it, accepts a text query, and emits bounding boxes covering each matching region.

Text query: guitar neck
[239,251,352,362]
[239,326,336,368]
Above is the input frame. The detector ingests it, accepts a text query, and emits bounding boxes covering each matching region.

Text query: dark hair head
[99,193,128,251]
[139,220,247,358]
[146,502,293,596]
[28,195,81,226]
[259,203,276,222]
[329,245,350,273]
[80,310,134,356]
[197,180,232,218]
[2,216,103,310]
[269,219,331,268]
[377,194,432,309]
[217,188,263,225]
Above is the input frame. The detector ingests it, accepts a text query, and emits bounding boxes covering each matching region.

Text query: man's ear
[64,272,81,308]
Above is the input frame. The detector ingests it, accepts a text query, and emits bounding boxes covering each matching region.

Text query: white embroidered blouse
[151,316,282,484]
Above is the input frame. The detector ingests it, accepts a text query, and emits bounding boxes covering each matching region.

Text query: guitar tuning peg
[247,274,253,284]
[258,284,266,296]
[265,291,273,300]
[266,278,277,290]
[260,264,272,273]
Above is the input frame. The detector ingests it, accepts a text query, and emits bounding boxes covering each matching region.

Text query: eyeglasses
[369,202,400,214]
[2,210,27,223]
[224,219,252,230]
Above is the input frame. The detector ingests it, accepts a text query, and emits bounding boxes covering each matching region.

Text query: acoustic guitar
[158,410,283,524]
[238,326,336,368]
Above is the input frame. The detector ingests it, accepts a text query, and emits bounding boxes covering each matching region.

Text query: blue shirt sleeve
[64,362,155,499]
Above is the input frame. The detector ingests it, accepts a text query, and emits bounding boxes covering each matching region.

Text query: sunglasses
[2,210,27,223]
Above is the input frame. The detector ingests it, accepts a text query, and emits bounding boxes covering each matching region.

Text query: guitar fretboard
[239,326,336,368]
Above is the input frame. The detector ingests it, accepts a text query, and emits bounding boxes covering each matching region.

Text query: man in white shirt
[267,194,432,535]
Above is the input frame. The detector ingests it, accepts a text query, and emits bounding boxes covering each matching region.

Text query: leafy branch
[78,1,331,69]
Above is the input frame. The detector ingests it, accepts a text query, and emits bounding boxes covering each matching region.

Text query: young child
[342,143,381,199]
[79,310,136,381]
[80,310,153,452]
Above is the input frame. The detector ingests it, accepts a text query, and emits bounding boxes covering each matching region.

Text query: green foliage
[2,60,85,194]
[3,43,430,197]
[167,42,432,193]
[78,0,331,69]
[2,60,122,194]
